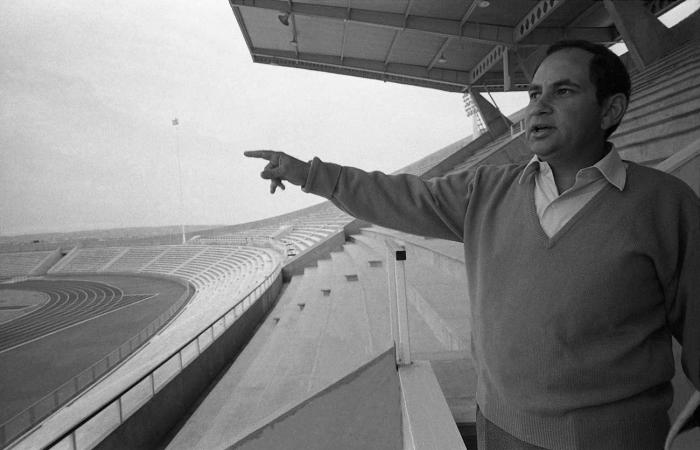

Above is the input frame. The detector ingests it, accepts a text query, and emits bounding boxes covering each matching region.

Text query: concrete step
[631,54,700,96]
[615,94,700,140]
[236,249,385,416]
[629,41,700,92]
[301,250,379,379]
[339,242,393,353]
[165,275,307,449]
[227,268,330,424]
[614,110,700,163]
[630,56,700,101]
[622,74,700,126]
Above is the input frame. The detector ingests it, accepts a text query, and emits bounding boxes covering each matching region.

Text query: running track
[0,279,155,353]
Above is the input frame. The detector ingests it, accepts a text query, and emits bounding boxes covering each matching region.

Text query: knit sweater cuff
[302,157,342,198]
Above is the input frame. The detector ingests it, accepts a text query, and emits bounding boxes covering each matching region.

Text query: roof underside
[229,0,682,92]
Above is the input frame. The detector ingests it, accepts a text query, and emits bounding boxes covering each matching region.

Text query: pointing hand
[244,150,310,194]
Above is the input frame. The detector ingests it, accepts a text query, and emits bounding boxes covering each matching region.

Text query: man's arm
[244,151,474,241]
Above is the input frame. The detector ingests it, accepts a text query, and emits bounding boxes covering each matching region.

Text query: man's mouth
[529,125,555,138]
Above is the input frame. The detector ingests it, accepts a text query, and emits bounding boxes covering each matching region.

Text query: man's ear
[601,93,628,133]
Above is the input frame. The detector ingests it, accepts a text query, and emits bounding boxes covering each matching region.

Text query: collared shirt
[518,148,628,237]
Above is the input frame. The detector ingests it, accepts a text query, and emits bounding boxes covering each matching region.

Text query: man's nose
[528,93,552,115]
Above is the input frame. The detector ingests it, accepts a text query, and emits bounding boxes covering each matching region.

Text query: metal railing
[510,118,526,137]
[1,263,280,450]
[0,279,194,449]
[36,264,281,450]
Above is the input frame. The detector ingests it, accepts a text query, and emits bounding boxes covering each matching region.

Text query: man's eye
[556,88,571,96]
[528,91,540,101]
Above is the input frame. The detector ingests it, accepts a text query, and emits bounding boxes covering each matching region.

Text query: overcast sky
[0,0,532,235]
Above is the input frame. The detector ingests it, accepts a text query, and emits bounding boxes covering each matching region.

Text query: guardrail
[510,118,525,137]
[0,279,195,449]
[29,264,281,450]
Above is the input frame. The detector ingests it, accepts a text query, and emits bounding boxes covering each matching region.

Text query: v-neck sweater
[304,157,700,450]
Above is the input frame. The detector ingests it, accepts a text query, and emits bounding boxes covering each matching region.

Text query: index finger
[244,150,275,160]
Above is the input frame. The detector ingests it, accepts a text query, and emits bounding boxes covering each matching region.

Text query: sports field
[0,274,188,424]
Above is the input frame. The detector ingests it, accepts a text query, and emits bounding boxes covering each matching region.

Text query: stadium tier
[0,250,61,280]
[45,244,280,288]
[1,242,283,449]
[612,38,700,164]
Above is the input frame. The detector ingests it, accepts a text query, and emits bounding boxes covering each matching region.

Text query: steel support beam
[251,47,472,91]
[231,0,514,46]
[470,45,507,85]
[470,0,565,86]
[383,31,400,66]
[459,1,480,28]
[427,37,452,71]
[518,26,618,46]
[233,0,617,51]
[603,0,679,69]
[503,49,511,91]
[514,0,566,42]
[383,0,414,66]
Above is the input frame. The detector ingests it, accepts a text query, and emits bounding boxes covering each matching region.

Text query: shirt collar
[518,144,627,191]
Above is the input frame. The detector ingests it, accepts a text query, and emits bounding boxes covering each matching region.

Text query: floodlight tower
[172,117,187,245]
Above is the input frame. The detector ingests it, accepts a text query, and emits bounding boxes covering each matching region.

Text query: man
[245,40,699,449]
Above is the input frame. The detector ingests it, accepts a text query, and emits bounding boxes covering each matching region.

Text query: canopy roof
[228,0,682,92]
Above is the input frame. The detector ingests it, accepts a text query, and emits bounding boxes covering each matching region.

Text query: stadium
[1,0,700,449]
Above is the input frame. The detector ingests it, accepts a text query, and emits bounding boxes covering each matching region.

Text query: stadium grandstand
[1,1,700,449]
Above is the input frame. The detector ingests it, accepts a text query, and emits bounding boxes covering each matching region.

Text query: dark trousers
[476,407,548,450]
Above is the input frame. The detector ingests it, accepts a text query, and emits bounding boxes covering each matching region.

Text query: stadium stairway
[612,37,700,165]
[166,249,391,448]
[165,226,476,448]
[0,250,62,280]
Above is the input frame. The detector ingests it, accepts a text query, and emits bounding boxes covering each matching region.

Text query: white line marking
[0,293,159,355]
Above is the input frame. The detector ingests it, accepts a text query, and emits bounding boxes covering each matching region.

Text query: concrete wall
[94,274,283,450]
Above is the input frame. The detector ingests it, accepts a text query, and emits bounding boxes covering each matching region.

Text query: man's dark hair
[545,40,631,137]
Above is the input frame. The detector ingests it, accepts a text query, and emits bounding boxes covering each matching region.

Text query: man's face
[526,48,605,166]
